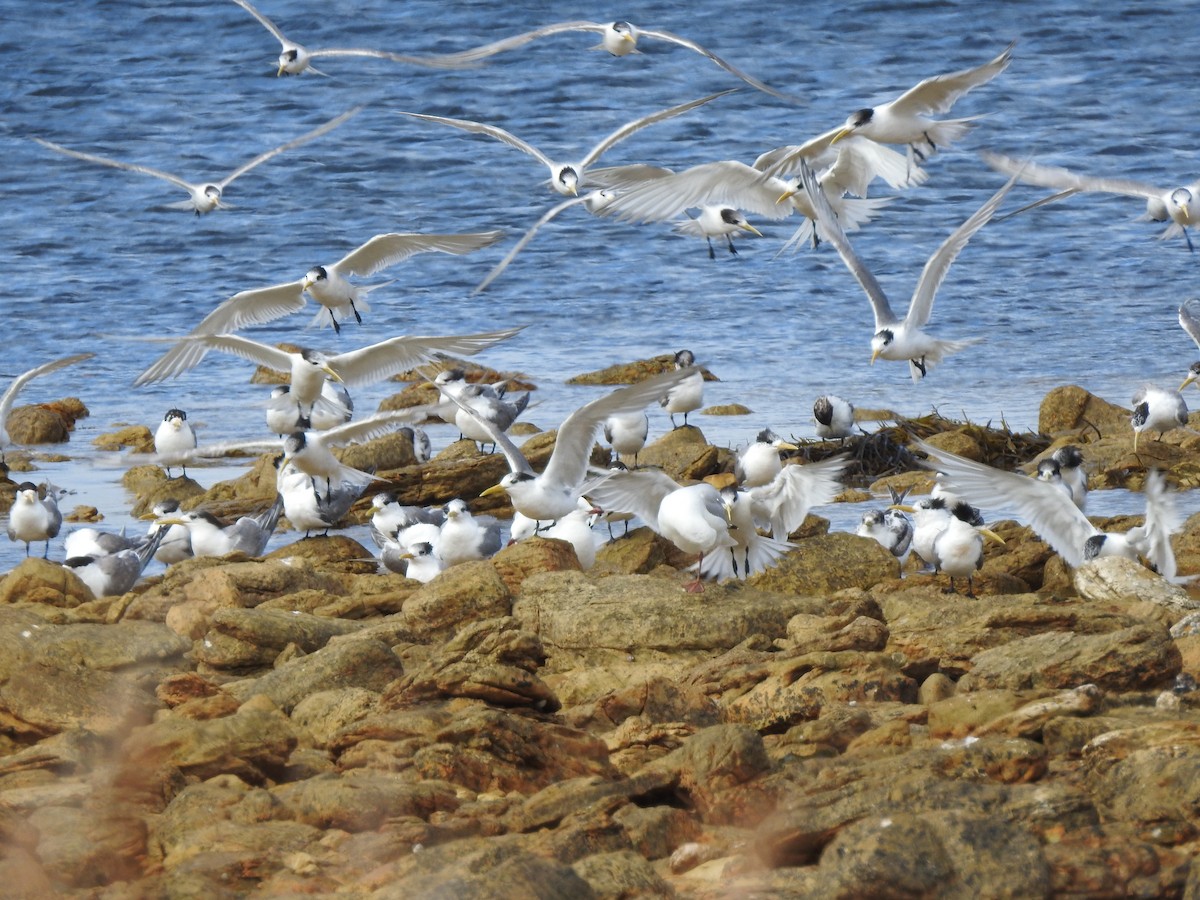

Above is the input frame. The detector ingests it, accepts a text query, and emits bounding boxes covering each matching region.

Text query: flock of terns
[5,3,1200,599]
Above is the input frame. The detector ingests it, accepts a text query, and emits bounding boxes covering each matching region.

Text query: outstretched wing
[33,137,193,191]
[580,89,736,169]
[0,353,94,443]
[328,327,524,385]
[397,111,555,169]
[219,106,361,187]
[332,230,505,278]
[889,42,1014,117]
[640,29,805,104]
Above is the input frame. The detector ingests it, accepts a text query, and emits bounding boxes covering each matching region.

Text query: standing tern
[830,43,1015,165]
[734,429,797,489]
[464,367,699,524]
[1131,386,1189,452]
[433,369,531,451]
[419,20,806,103]
[1178,299,1200,391]
[276,458,364,537]
[154,408,197,478]
[800,159,1018,381]
[63,530,164,598]
[0,353,93,459]
[603,411,650,468]
[813,395,856,441]
[1035,446,1088,511]
[397,90,735,197]
[6,482,63,558]
[700,483,794,582]
[660,350,704,428]
[33,108,358,214]
[983,152,1200,251]
[914,439,1185,581]
[131,232,506,369]
[155,495,284,558]
[437,499,503,566]
[135,327,524,432]
[230,0,463,75]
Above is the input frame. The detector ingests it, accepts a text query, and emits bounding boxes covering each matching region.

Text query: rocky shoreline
[3,381,1200,897]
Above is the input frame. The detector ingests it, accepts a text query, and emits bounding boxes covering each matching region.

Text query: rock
[592,527,671,575]
[571,849,675,898]
[747,533,897,594]
[489,538,581,595]
[221,637,405,712]
[0,557,94,608]
[5,399,87,445]
[961,624,1180,693]
[1074,556,1200,612]
[1039,384,1130,436]
[192,607,366,671]
[271,771,460,831]
[291,687,380,749]
[92,424,155,452]
[402,560,513,638]
[634,426,722,481]
[639,725,772,824]
[567,355,718,386]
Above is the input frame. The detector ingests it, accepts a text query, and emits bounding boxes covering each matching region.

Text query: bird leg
[669,414,680,429]
[42,540,49,559]
[912,357,928,378]
[942,576,957,596]
[726,236,738,256]
[349,298,363,325]
[684,552,706,593]
[328,308,342,334]
[706,237,716,260]
[1185,228,1195,253]
[965,576,977,600]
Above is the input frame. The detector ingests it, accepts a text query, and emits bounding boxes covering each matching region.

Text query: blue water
[1,0,1198,573]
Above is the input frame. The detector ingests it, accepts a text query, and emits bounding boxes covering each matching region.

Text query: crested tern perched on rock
[1131,386,1189,452]
[154,409,197,478]
[156,494,284,558]
[63,529,164,598]
[397,90,734,197]
[33,108,358,214]
[800,159,1018,381]
[6,482,63,558]
[660,350,704,428]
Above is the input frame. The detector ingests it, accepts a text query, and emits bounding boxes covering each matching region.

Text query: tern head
[870,329,894,364]
[1082,533,1108,561]
[813,397,834,427]
[164,408,187,424]
[859,509,885,530]
[1182,362,1200,391]
[302,266,328,290]
[673,349,695,369]
[283,432,308,457]
[554,165,580,196]
[719,207,762,236]
[277,49,300,76]
[1171,187,1193,223]
[611,21,637,40]
[1053,445,1085,470]
[1035,459,1062,484]
[15,482,37,504]
[445,498,469,519]
[482,471,535,498]
[832,108,873,143]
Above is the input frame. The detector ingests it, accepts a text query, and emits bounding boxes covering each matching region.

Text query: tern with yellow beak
[800,159,1017,381]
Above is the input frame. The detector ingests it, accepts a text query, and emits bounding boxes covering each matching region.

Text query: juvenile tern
[1131,386,1189,452]
[33,108,358,214]
[468,366,700,524]
[63,530,164,598]
[397,90,734,197]
[0,353,94,458]
[437,498,502,566]
[420,20,805,103]
[6,482,63,558]
[983,152,1200,251]
[813,395,856,441]
[472,189,619,293]
[603,411,650,467]
[154,409,197,478]
[585,470,734,592]
[1035,446,1088,511]
[857,498,914,576]
[156,494,284,558]
[382,540,444,583]
[914,439,1184,581]
[660,350,704,428]
[801,159,1017,381]
[370,493,444,547]
[734,429,797,488]
[230,0,461,75]
[133,231,505,347]
[831,43,1015,165]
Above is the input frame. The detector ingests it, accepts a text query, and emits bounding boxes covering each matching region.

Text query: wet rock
[5,398,87,445]
[92,424,155,452]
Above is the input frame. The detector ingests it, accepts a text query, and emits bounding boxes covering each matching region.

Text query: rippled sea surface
[1,0,1198,571]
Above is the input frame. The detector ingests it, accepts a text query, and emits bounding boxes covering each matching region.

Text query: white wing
[0,353,94,443]
[888,42,1015,117]
[315,410,431,448]
[583,468,681,534]
[748,455,847,540]
[327,327,524,385]
[638,29,804,104]
[230,0,289,45]
[914,438,1097,567]
[981,152,1161,202]
[33,137,193,191]
[473,196,590,293]
[331,230,505,278]
[904,171,1018,329]
[1139,469,1183,581]
[1180,299,1200,350]
[579,90,736,169]
[218,106,361,187]
[542,367,701,490]
[798,159,899,327]
[413,21,606,67]
[132,281,306,385]
[602,160,794,223]
[396,111,555,169]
